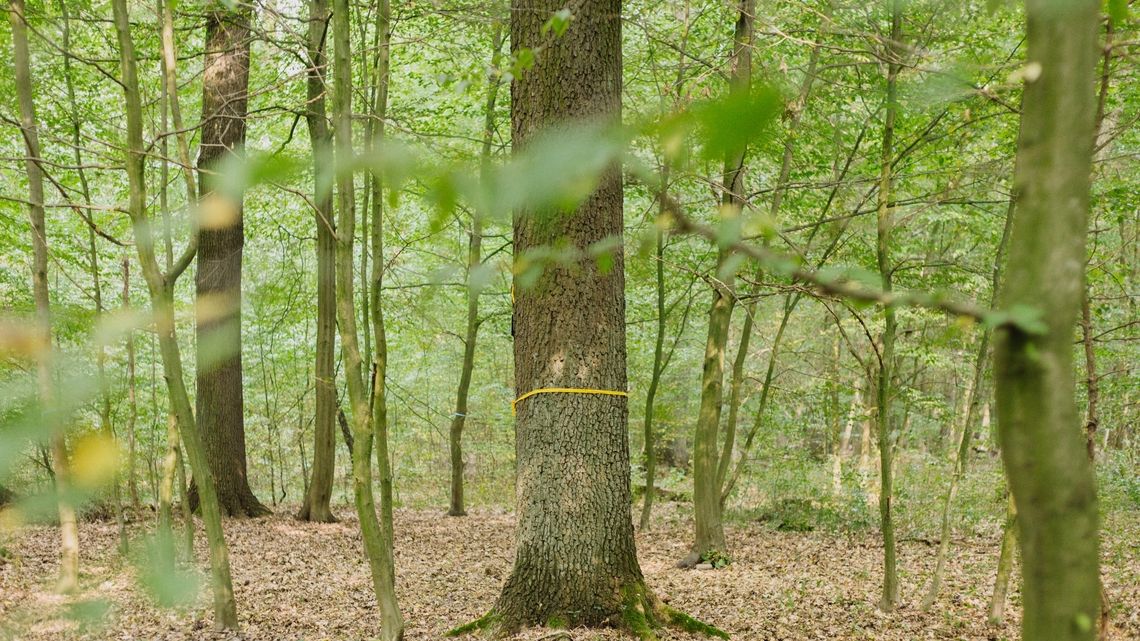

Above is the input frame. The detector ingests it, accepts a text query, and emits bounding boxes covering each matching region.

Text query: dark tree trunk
[297,0,337,524]
[191,5,268,517]
[492,0,645,629]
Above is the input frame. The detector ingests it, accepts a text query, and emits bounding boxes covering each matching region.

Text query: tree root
[445,610,500,637]
[620,583,730,640]
[662,606,730,639]
[446,586,729,640]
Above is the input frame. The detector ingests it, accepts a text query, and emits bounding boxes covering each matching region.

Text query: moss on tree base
[445,610,500,636]
[619,583,730,641]
[447,584,728,640]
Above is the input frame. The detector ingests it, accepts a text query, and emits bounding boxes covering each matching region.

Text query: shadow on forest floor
[1,504,1137,640]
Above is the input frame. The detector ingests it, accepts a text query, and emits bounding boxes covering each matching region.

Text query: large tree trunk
[9,0,81,593]
[490,0,647,629]
[993,0,1101,638]
[191,3,268,518]
[114,0,239,626]
[297,0,338,524]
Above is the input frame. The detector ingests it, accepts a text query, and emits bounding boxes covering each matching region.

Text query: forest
[0,0,1137,638]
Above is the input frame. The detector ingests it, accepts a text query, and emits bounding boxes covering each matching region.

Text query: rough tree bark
[993,0,1102,639]
[297,0,338,524]
[448,0,725,637]
[9,0,81,593]
[190,2,269,518]
[492,0,643,617]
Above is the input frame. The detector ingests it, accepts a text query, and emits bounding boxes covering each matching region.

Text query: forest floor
[1,503,1137,641]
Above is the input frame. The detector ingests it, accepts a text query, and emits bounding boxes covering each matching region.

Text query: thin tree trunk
[922,189,1015,610]
[993,0,1101,638]
[1081,13,1112,465]
[176,436,193,562]
[9,0,80,593]
[717,110,865,507]
[1081,293,1099,463]
[639,225,667,531]
[718,301,790,504]
[58,0,128,552]
[833,386,860,495]
[329,0,403,634]
[297,0,338,524]
[639,0,695,533]
[717,35,821,498]
[123,259,140,510]
[988,492,1018,624]
[686,0,753,567]
[157,0,195,566]
[157,414,182,562]
[366,0,404,635]
[874,0,902,611]
[113,0,238,626]
[191,3,268,518]
[448,24,505,517]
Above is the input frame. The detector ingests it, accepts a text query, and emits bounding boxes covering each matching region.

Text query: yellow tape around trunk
[511,387,629,416]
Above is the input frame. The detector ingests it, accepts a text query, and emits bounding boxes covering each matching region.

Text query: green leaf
[1075,613,1092,632]
[1106,0,1129,23]
[691,86,783,161]
[717,253,747,282]
[468,261,498,296]
[512,49,536,78]
[541,9,573,37]
[1007,304,1048,335]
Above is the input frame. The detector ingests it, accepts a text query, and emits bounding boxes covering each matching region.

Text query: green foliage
[541,9,573,38]
[63,599,110,633]
[699,548,731,568]
[1100,456,1140,511]
[134,534,202,608]
[755,498,826,532]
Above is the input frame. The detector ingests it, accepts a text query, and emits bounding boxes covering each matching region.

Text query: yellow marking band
[511,387,629,416]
